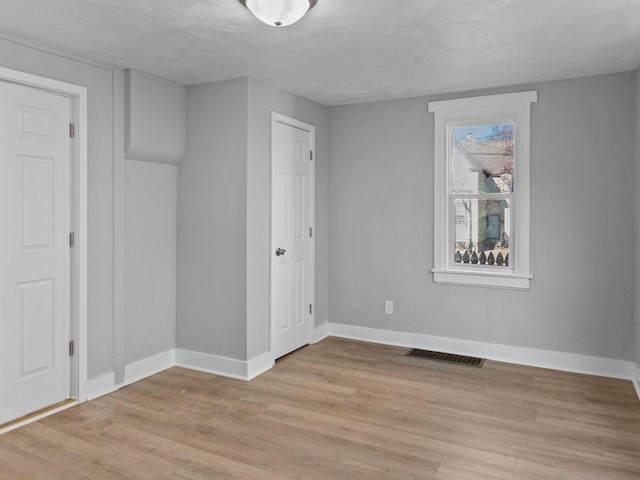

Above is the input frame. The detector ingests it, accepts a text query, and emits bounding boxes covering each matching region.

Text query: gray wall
[123,70,182,368]
[0,38,117,378]
[635,68,640,368]
[177,78,249,360]
[125,69,186,164]
[246,78,329,358]
[125,160,177,364]
[328,72,636,361]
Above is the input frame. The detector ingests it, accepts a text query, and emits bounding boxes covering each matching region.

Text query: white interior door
[0,80,72,424]
[271,113,314,360]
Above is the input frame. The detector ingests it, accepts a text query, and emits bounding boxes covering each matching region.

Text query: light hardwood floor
[1,337,639,479]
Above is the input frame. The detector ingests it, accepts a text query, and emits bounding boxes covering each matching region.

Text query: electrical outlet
[385,300,394,315]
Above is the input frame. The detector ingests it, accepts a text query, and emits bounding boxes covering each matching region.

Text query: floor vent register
[405,348,485,367]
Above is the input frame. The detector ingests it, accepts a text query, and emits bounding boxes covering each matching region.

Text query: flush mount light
[239,0,317,27]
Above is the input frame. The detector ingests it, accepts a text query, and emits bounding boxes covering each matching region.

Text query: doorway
[0,67,87,427]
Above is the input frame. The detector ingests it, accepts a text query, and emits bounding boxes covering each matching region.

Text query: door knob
[276,248,286,256]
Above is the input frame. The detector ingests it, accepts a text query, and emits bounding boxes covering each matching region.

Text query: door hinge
[310,150,313,161]
[69,340,75,356]
[69,232,75,248]
[309,304,313,315]
[309,227,313,238]
[69,123,75,139]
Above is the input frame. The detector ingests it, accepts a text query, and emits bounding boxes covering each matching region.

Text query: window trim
[428,91,537,290]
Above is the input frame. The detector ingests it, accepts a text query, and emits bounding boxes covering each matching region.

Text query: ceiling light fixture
[239,0,317,27]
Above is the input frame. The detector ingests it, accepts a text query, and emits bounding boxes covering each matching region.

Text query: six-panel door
[270,118,314,360]
[0,81,71,424]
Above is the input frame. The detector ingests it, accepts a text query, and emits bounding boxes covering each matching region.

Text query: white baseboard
[312,322,330,343]
[247,351,275,380]
[87,347,274,405]
[632,362,640,401]
[329,323,635,381]
[86,349,176,401]
[84,371,117,401]
[176,348,273,381]
[175,348,247,380]
[123,349,176,387]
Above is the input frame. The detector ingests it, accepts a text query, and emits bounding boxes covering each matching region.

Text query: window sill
[431,269,531,290]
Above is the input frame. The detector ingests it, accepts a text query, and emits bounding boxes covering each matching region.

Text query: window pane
[453,198,511,267]
[450,123,514,194]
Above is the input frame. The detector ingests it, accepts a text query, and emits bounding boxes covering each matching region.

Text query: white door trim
[0,66,88,403]
[270,112,315,361]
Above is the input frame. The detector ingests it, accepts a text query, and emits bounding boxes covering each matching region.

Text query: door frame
[269,111,315,360]
[0,66,88,403]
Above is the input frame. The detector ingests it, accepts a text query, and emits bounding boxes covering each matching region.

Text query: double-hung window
[428,91,536,290]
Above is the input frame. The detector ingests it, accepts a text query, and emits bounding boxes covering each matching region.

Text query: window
[428,91,537,289]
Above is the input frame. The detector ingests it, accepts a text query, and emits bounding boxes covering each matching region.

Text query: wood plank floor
[1,337,639,479]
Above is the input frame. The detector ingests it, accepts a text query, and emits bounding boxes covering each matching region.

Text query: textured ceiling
[1,0,639,106]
